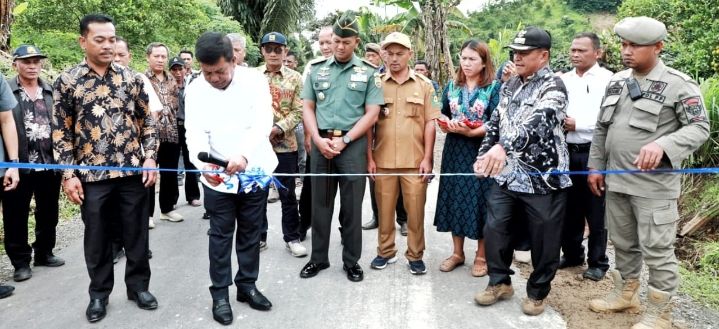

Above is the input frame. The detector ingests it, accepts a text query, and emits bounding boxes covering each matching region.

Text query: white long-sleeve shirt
[560,63,613,144]
[184,66,278,194]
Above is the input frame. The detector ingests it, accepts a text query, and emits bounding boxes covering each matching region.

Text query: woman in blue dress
[434,39,503,277]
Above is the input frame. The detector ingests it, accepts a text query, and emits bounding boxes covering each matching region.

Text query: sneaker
[522,297,545,316]
[149,218,156,229]
[474,284,514,306]
[267,185,279,203]
[408,260,427,275]
[160,210,184,222]
[370,255,398,270]
[286,240,308,257]
[259,241,268,252]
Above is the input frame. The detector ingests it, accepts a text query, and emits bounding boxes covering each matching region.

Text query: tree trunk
[1,0,13,51]
[422,0,456,87]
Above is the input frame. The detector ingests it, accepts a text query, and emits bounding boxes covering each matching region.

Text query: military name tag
[642,91,666,104]
[350,74,367,82]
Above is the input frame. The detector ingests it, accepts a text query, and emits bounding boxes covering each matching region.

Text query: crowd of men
[0,11,709,329]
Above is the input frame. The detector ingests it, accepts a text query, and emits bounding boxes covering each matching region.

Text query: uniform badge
[682,96,706,122]
[318,92,325,101]
[353,67,362,73]
[350,82,357,89]
[350,73,367,82]
[374,74,382,88]
[606,80,625,96]
[322,82,330,88]
[649,80,668,94]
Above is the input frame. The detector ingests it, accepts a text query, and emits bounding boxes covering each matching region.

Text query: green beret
[333,12,359,38]
[614,16,667,45]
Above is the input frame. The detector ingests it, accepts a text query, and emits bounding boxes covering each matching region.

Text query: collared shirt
[258,64,303,153]
[301,54,384,131]
[13,77,54,165]
[478,66,571,194]
[560,63,613,144]
[52,61,158,182]
[588,61,710,199]
[145,70,179,143]
[374,70,440,168]
[185,66,278,194]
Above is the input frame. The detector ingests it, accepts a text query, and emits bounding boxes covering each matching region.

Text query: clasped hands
[315,136,347,159]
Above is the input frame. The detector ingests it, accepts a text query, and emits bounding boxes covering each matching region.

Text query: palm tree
[218,0,314,38]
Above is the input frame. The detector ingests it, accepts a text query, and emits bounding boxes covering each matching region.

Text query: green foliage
[11,0,246,72]
[218,0,314,40]
[687,77,719,168]
[563,0,621,13]
[618,0,719,79]
[680,241,719,310]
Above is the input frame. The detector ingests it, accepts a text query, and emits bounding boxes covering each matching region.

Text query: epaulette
[611,68,632,80]
[307,57,329,66]
[666,67,693,82]
[415,72,433,85]
[361,58,379,69]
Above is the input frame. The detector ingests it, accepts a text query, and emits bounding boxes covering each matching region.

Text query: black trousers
[2,170,61,269]
[299,155,313,237]
[369,179,407,224]
[178,123,200,201]
[81,176,150,299]
[485,184,567,300]
[561,148,609,270]
[158,141,180,213]
[309,137,367,266]
[205,186,267,300]
[262,152,300,242]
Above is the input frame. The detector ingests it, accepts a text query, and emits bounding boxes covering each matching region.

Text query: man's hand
[314,137,340,159]
[142,159,158,187]
[475,144,507,177]
[564,116,576,132]
[367,158,377,181]
[501,61,516,82]
[269,126,283,146]
[63,177,84,205]
[419,158,433,182]
[330,137,348,153]
[3,168,19,191]
[202,164,223,187]
[587,170,605,197]
[225,155,248,175]
[304,133,312,153]
[633,142,664,171]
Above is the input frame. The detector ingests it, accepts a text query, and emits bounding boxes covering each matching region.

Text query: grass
[0,193,80,255]
[680,241,719,310]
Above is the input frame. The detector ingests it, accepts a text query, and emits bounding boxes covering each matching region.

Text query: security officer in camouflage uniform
[299,12,384,282]
[587,17,710,329]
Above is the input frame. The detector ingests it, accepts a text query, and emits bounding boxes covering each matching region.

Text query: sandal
[472,256,488,277]
[439,254,465,272]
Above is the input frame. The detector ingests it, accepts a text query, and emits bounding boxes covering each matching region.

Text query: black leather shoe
[300,262,329,278]
[343,263,364,282]
[212,299,233,325]
[34,254,65,267]
[86,297,108,323]
[0,284,15,299]
[362,218,378,230]
[13,267,32,282]
[583,267,607,281]
[127,290,158,310]
[236,288,272,311]
[202,212,210,220]
[558,256,584,269]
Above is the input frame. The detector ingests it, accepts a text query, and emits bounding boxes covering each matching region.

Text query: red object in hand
[436,118,449,129]
[462,118,483,129]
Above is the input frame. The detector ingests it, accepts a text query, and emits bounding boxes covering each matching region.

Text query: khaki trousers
[374,168,427,261]
[605,191,679,294]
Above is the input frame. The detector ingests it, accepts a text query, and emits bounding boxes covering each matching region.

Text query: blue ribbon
[236,167,286,194]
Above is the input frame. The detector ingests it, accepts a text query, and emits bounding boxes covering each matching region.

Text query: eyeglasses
[262,45,284,54]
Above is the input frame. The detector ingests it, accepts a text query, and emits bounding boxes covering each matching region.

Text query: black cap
[169,57,185,69]
[507,27,552,50]
[12,44,47,60]
[260,32,287,46]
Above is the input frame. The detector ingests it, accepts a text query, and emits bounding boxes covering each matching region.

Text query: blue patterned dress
[433,80,500,240]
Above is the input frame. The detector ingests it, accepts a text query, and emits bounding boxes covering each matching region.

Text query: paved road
[0,181,566,329]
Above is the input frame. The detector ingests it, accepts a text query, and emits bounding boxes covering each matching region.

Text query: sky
[315,0,491,19]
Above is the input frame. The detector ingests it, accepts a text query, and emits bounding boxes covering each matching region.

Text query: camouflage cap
[614,16,667,45]
[333,12,359,38]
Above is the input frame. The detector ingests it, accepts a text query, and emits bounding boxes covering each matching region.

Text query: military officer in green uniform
[587,17,710,329]
[299,12,384,282]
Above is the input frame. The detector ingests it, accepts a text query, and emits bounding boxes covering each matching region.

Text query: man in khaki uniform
[367,32,439,275]
[587,17,710,329]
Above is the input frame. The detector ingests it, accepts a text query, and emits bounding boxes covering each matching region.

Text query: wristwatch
[342,134,352,144]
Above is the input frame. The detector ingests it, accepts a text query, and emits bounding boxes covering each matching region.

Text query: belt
[177,119,185,125]
[567,143,592,153]
[320,129,348,138]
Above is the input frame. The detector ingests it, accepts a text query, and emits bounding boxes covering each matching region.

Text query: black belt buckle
[568,143,591,153]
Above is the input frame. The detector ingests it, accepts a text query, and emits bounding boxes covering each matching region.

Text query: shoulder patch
[416,73,432,85]
[666,67,693,82]
[681,96,707,122]
[361,58,379,69]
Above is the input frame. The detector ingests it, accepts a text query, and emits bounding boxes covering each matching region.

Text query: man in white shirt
[185,32,278,326]
[559,32,613,281]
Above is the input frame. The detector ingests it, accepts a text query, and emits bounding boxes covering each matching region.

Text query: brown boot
[631,287,672,329]
[474,283,514,306]
[589,269,641,314]
[522,297,545,316]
